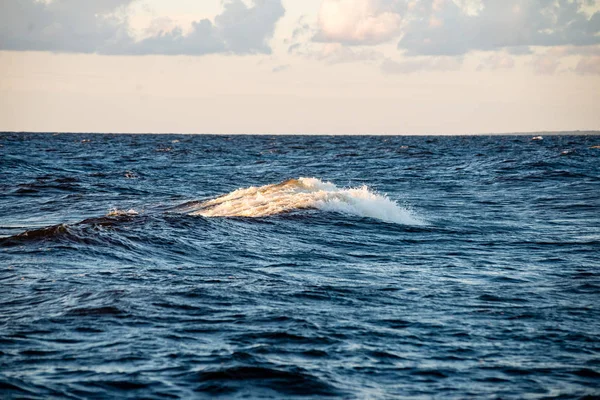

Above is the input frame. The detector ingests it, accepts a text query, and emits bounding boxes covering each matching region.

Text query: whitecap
[182,178,423,225]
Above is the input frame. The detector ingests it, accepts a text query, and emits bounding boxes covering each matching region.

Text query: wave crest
[180,178,422,225]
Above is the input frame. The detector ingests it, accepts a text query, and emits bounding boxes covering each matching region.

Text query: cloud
[213,0,285,54]
[526,44,600,75]
[0,0,285,55]
[451,0,484,16]
[272,64,290,72]
[381,56,463,74]
[398,0,600,56]
[575,55,600,74]
[311,0,600,65]
[286,15,383,65]
[289,39,383,65]
[477,53,515,70]
[0,0,133,53]
[530,53,562,75]
[315,0,402,44]
[289,1,599,75]
[315,43,383,64]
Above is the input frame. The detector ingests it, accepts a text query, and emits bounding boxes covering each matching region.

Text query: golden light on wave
[177,178,423,225]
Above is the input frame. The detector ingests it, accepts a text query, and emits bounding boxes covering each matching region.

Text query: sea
[1,133,599,399]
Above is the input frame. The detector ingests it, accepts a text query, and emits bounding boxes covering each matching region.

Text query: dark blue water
[1,133,599,399]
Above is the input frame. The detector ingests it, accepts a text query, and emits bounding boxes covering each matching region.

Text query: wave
[107,208,139,217]
[0,215,139,246]
[1,178,421,246]
[178,178,423,225]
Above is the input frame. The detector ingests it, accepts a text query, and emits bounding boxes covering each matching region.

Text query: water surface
[1,133,599,398]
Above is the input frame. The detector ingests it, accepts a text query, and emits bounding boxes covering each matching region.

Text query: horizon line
[1,130,600,136]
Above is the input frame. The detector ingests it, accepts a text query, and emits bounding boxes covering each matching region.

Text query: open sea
[1,132,599,399]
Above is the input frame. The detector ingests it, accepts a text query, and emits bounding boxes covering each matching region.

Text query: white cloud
[398,0,600,56]
[381,56,463,74]
[309,0,600,55]
[272,64,290,72]
[315,0,402,44]
[477,53,515,70]
[530,50,564,75]
[526,45,600,75]
[315,43,383,64]
[0,0,285,55]
[575,55,600,75]
[452,0,484,16]
[286,14,383,65]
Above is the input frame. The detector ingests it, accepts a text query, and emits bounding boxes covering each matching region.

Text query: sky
[0,0,599,134]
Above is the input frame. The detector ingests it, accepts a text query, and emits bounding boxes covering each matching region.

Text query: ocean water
[1,133,599,399]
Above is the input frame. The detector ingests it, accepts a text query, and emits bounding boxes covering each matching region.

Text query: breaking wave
[178,178,423,225]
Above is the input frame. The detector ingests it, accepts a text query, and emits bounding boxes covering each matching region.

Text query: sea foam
[183,178,422,225]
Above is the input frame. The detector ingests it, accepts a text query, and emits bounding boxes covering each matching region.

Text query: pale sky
[1,0,599,134]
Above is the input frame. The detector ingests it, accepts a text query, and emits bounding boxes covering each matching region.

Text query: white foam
[107,208,139,217]
[185,178,423,225]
